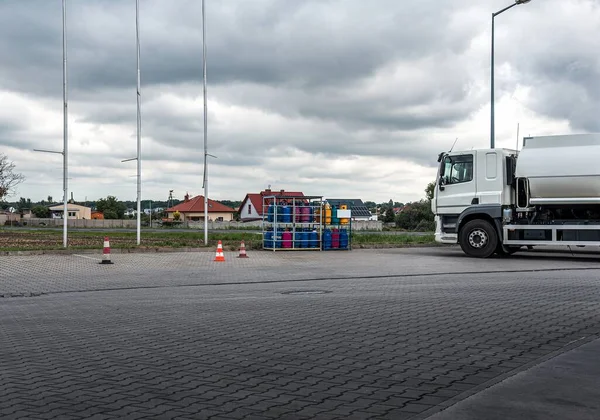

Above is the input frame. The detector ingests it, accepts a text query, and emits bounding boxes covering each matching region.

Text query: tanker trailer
[432,133,600,258]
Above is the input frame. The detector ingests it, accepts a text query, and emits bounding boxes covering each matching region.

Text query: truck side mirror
[438,176,446,191]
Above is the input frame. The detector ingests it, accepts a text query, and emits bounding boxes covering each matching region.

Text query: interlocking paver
[1,248,600,419]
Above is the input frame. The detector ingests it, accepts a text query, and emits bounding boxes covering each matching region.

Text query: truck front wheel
[459,219,498,258]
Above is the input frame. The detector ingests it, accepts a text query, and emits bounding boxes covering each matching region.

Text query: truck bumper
[434,216,458,244]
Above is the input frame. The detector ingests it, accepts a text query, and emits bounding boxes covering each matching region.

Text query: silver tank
[515,134,600,205]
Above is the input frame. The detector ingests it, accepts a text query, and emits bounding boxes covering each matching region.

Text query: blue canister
[267,204,274,222]
[309,230,318,248]
[323,229,332,250]
[282,205,292,223]
[264,231,274,248]
[340,229,349,249]
[301,230,309,248]
[295,231,303,248]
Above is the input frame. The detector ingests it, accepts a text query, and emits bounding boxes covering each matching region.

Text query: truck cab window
[443,155,473,185]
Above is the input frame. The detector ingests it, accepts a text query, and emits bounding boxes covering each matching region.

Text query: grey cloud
[1,0,598,202]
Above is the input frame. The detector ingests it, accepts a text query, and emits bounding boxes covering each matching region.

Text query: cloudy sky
[1,0,598,204]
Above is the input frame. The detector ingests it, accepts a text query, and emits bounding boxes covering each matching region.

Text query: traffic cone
[100,236,114,264]
[214,240,225,262]
[237,240,249,258]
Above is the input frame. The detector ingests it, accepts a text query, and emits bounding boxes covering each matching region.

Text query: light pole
[491,0,531,149]
[201,0,208,245]
[135,0,142,244]
[32,0,69,248]
[120,0,142,245]
[62,0,68,248]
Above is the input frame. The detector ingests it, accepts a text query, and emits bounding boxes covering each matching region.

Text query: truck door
[435,153,477,215]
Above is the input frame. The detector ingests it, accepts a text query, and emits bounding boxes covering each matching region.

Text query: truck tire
[459,219,498,258]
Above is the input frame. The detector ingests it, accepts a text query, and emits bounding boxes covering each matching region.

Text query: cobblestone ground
[1,247,600,419]
[1,247,599,296]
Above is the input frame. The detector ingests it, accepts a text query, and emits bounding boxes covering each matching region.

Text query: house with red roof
[238,189,304,221]
[166,193,236,222]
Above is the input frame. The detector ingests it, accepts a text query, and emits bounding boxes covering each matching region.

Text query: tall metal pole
[202,0,208,245]
[62,0,69,248]
[490,13,495,150]
[136,0,142,245]
[490,1,531,149]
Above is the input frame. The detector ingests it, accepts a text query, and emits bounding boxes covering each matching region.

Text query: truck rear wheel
[459,219,498,258]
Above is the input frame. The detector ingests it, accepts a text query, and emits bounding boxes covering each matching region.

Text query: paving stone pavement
[1,246,599,296]
[1,247,600,419]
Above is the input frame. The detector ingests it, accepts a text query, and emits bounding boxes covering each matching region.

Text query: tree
[425,181,436,202]
[17,197,30,210]
[395,200,435,231]
[95,196,127,219]
[47,195,53,203]
[0,153,25,201]
[173,211,181,221]
[384,207,395,223]
[394,181,437,231]
[31,205,50,218]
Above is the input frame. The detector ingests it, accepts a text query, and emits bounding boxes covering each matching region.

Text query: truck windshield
[442,154,473,185]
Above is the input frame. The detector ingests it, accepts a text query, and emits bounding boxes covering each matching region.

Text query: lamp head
[515,0,532,4]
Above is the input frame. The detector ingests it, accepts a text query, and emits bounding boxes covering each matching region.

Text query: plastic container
[282,206,292,223]
[314,205,321,223]
[301,230,309,248]
[332,228,340,249]
[323,229,332,250]
[340,229,349,249]
[267,204,275,223]
[340,204,349,224]
[282,231,292,248]
[296,205,303,223]
[309,230,319,248]
[264,231,274,248]
[298,206,307,223]
[331,205,339,224]
[294,231,302,248]
[324,203,332,224]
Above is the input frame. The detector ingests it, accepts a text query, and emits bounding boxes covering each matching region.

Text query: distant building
[166,194,236,222]
[49,204,92,220]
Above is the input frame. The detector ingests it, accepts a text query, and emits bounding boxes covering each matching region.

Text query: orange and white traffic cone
[100,236,114,264]
[237,240,249,258]
[214,240,225,262]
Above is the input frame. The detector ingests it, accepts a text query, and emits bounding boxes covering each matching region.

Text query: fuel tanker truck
[431,133,600,258]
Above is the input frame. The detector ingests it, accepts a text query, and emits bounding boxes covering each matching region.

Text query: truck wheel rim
[468,229,487,248]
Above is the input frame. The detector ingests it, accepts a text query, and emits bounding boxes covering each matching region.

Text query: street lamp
[35,0,69,248]
[491,0,531,149]
[118,0,143,246]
